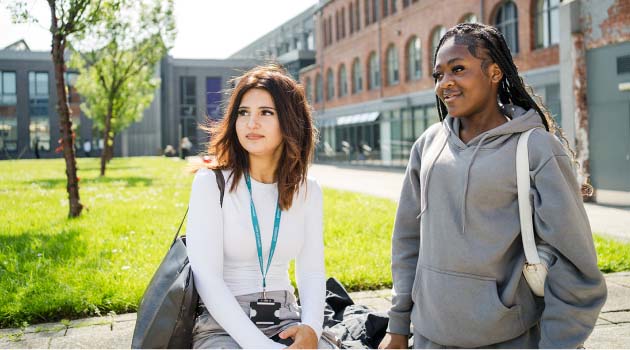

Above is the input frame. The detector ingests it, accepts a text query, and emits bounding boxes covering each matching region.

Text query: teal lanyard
[245,172,282,292]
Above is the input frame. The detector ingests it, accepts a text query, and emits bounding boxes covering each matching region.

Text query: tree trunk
[51,30,83,217]
[100,104,113,176]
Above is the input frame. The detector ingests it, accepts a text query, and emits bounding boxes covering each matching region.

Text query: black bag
[132,169,225,349]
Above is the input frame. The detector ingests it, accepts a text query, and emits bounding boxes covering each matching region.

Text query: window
[460,13,478,23]
[386,45,399,85]
[305,77,312,104]
[536,0,560,48]
[352,58,363,93]
[403,0,410,7]
[355,0,361,31]
[372,0,378,22]
[341,7,346,38]
[349,3,354,34]
[206,77,222,119]
[326,68,335,100]
[494,1,519,53]
[1,71,17,105]
[335,11,340,42]
[368,52,380,90]
[364,0,370,26]
[383,0,389,17]
[407,36,422,81]
[28,72,50,151]
[430,26,446,67]
[339,65,348,97]
[315,73,323,103]
[179,76,196,116]
[0,71,17,151]
[322,17,328,47]
[390,0,397,14]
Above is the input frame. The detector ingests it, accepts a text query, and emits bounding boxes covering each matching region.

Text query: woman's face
[433,37,502,119]
[235,88,284,160]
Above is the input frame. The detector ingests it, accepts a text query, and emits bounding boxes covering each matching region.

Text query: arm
[530,152,607,348]
[187,169,283,349]
[294,181,326,339]
[386,142,423,337]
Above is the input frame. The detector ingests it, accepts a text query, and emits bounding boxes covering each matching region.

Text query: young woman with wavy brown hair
[186,64,334,349]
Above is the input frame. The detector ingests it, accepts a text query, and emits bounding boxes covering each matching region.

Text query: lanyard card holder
[244,172,283,326]
[249,299,281,326]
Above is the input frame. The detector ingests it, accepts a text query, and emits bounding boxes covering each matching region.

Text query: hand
[378,332,409,349]
[279,324,318,349]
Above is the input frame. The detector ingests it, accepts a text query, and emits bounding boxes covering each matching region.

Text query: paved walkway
[1,164,629,348]
[309,164,630,241]
[1,273,629,348]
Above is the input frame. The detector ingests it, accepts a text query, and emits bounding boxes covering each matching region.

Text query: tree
[8,0,104,217]
[69,0,175,176]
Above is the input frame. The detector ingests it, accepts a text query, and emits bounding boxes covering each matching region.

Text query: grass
[0,156,628,328]
[594,235,630,273]
[0,157,394,328]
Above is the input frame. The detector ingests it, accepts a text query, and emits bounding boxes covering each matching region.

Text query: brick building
[300,0,630,202]
[0,5,318,160]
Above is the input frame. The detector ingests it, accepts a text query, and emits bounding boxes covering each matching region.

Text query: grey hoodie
[387,106,607,348]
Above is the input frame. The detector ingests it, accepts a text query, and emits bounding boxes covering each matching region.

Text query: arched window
[315,73,323,103]
[460,13,478,23]
[305,77,312,103]
[368,52,380,90]
[535,0,560,48]
[430,26,446,67]
[338,64,348,97]
[406,36,422,81]
[352,58,363,93]
[386,45,399,85]
[326,68,335,101]
[494,1,519,53]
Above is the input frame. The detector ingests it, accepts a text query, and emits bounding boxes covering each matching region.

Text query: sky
[0,0,318,59]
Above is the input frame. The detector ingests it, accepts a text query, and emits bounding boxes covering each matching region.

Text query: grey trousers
[192,290,338,349]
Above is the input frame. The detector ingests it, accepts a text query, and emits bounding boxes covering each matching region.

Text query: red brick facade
[300,0,560,111]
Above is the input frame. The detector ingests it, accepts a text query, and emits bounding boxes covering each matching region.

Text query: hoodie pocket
[412,265,524,348]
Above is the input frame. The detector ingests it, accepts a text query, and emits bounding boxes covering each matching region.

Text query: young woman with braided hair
[380,23,606,349]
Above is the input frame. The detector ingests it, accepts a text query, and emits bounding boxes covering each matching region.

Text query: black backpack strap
[172,169,226,245]
[212,168,226,207]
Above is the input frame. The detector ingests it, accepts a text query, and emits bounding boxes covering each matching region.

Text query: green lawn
[0,157,394,327]
[0,157,628,328]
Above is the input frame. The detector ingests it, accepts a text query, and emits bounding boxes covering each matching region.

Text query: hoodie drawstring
[461,133,491,234]
[417,128,449,219]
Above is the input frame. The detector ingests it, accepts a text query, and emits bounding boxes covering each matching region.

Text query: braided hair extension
[432,23,592,196]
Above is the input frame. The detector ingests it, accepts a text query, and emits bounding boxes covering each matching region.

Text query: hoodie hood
[444,104,545,148]
[419,104,545,234]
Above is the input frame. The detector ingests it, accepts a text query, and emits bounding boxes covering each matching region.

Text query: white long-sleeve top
[186,168,326,349]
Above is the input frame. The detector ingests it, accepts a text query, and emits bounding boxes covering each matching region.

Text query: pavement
[1,163,629,349]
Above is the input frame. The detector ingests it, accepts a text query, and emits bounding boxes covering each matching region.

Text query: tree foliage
[69,0,175,175]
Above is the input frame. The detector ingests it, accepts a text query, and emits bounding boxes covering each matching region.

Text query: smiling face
[433,37,503,120]
[235,88,284,161]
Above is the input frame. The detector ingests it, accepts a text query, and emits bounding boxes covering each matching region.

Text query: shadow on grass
[0,228,88,327]
[77,165,141,171]
[24,176,153,188]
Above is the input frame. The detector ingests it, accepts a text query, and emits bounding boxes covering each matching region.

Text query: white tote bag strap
[516,128,540,265]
